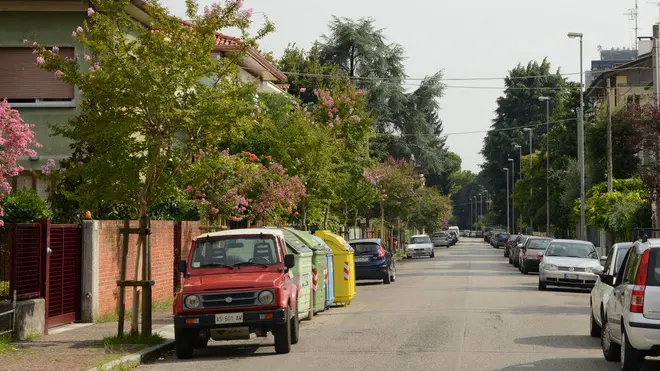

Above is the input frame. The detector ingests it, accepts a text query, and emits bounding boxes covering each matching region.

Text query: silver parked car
[431,232,451,248]
[538,239,601,290]
[589,242,632,338]
[601,238,660,370]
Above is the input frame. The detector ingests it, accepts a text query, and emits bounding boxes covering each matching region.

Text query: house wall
[0,11,88,170]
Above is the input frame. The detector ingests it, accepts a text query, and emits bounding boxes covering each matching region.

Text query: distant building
[585,47,638,88]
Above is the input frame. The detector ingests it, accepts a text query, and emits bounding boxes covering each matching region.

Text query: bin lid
[278,228,313,256]
[285,228,326,252]
[310,235,334,255]
[314,230,354,253]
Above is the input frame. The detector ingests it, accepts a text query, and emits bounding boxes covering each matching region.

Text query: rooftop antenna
[626,1,640,50]
[650,1,660,19]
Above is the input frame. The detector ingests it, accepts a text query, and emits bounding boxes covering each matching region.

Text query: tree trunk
[354,208,359,240]
[322,202,330,230]
[380,200,385,240]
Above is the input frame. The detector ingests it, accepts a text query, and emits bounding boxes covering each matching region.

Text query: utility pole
[504,168,510,234]
[568,32,586,240]
[606,78,613,193]
[508,158,515,233]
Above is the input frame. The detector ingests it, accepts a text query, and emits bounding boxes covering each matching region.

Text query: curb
[89,326,175,371]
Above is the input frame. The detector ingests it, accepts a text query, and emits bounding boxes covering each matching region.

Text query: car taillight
[377,247,386,258]
[630,249,650,314]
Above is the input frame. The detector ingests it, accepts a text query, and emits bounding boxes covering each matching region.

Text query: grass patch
[96,297,172,324]
[100,332,164,353]
[0,335,17,354]
[23,332,41,342]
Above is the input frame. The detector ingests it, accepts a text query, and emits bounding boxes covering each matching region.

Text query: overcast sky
[163,0,659,173]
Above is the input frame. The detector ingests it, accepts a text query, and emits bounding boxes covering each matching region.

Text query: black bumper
[174,309,288,330]
[543,278,595,289]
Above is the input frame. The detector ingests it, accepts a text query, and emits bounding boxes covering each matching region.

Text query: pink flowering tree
[0,100,40,226]
[29,0,271,335]
[364,157,423,237]
[187,146,306,225]
[305,85,376,228]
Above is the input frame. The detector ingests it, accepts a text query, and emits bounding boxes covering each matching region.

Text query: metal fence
[0,228,9,301]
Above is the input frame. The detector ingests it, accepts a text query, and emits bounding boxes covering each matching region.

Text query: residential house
[585,52,652,111]
[0,0,286,198]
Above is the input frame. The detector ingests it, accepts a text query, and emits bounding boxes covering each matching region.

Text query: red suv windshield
[191,236,279,269]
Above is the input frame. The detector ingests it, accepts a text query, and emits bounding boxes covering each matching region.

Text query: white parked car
[406,235,434,259]
[538,239,601,290]
[589,242,632,337]
[601,238,660,370]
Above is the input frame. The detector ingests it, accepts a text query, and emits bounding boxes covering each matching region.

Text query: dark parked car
[510,235,530,267]
[348,238,397,284]
[504,235,517,257]
[519,237,552,274]
[493,232,510,248]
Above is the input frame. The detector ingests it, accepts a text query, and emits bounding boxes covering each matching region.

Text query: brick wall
[97,220,206,317]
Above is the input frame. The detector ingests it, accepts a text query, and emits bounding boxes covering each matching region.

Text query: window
[614,247,631,276]
[0,47,74,103]
[410,236,431,244]
[647,248,660,287]
[527,239,550,250]
[623,249,641,284]
[545,242,598,259]
[351,243,380,255]
[190,237,278,268]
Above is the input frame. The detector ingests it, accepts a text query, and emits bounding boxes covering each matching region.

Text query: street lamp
[539,96,551,237]
[503,167,510,233]
[513,143,523,232]
[523,127,533,232]
[508,158,515,233]
[568,31,586,240]
[479,192,484,230]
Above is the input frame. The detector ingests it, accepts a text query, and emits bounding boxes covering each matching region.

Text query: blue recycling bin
[312,235,335,309]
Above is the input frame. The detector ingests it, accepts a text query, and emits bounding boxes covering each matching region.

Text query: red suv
[174,229,299,358]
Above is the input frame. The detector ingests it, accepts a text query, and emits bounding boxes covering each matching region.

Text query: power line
[281,66,651,83]
[377,118,577,138]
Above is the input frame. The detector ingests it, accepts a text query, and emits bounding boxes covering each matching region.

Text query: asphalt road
[142,238,659,371]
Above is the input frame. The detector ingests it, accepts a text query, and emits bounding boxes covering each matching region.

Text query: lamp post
[539,96,551,237]
[568,31,586,240]
[479,192,484,231]
[523,127,533,232]
[503,167,510,233]
[508,158,515,233]
[514,143,523,231]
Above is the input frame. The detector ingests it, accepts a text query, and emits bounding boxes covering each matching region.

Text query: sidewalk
[0,308,173,371]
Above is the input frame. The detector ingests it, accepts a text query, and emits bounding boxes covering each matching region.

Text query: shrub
[1,189,52,223]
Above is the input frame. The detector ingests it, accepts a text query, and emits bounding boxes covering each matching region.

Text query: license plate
[563,274,580,280]
[215,312,243,324]
[355,256,369,262]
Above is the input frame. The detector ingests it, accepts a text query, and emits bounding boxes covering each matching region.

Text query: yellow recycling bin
[314,230,356,306]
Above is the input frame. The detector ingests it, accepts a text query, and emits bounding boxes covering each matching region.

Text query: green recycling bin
[285,228,327,314]
[278,228,314,321]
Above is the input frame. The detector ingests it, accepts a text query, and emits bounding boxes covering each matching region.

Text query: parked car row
[590,238,660,370]
[173,227,394,359]
[497,233,660,370]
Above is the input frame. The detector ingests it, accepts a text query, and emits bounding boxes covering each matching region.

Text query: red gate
[45,223,82,328]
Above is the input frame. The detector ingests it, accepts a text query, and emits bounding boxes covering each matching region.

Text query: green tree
[511,152,547,233]
[33,0,271,335]
[574,178,650,241]
[481,58,580,229]
[586,106,639,184]
[409,187,452,233]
